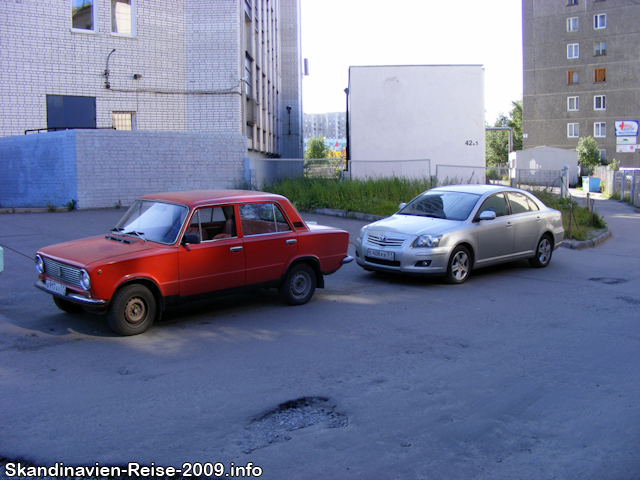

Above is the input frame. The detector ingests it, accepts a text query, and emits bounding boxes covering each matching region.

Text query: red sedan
[35,190,353,335]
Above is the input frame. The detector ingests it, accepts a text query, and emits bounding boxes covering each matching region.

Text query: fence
[593,166,640,207]
[348,159,431,180]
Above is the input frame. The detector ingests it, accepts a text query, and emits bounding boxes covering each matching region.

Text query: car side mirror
[398,202,407,210]
[183,233,200,245]
[478,210,497,222]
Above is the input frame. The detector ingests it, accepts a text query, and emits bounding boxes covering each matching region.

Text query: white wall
[509,146,579,185]
[348,65,485,178]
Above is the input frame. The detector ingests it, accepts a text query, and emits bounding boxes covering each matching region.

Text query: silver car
[355,185,564,284]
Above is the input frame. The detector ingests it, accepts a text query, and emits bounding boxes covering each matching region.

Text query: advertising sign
[615,121,639,137]
[617,137,636,145]
[616,145,637,153]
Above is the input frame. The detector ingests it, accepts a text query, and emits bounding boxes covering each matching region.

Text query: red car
[35,190,353,335]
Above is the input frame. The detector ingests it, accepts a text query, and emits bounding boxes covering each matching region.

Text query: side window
[186,206,237,242]
[478,193,508,217]
[239,203,292,236]
[507,193,532,214]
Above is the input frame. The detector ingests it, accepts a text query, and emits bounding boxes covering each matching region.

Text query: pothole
[589,277,628,285]
[237,397,348,453]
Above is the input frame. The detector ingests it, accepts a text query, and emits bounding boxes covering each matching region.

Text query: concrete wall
[348,65,485,178]
[509,146,580,185]
[0,130,247,209]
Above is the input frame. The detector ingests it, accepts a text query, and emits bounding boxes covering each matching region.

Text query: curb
[560,229,612,250]
[313,208,385,222]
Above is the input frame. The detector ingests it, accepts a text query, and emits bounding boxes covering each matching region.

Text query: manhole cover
[237,397,347,453]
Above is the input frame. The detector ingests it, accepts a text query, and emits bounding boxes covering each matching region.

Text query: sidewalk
[565,187,640,252]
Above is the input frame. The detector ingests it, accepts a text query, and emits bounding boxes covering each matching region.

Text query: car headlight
[80,269,91,291]
[412,235,442,248]
[35,255,44,274]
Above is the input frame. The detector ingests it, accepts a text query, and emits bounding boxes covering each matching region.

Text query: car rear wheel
[108,284,157,336]
[529,234,553,268]
[445,246,471,284]
[279,263,316,305]
[53,296,84,314]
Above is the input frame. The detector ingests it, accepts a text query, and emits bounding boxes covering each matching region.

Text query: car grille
[366,233,405,248]
[43,257,82,288]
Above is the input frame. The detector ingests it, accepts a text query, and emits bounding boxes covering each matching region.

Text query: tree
[576,136,601,174]
[485,100,523,166]
[304,136,329,159]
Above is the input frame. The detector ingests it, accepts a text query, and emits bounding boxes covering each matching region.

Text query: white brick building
[0,0,303,159]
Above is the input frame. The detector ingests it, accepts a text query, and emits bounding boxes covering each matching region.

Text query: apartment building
[522,0,640,167]
[0,0,303,159]
[303,112,347,140]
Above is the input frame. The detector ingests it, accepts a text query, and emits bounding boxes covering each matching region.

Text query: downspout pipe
[486,126,513,154]
[104,49,116,89]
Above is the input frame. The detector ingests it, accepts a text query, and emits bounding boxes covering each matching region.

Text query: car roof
[138,190,288,208]
[429,185,521,195]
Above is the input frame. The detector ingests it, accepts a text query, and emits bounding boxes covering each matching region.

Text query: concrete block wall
[0,130,247,209]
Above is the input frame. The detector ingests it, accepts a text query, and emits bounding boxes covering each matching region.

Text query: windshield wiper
[124,231,147,242]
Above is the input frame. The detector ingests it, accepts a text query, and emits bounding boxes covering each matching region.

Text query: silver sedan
[355,185,564,284]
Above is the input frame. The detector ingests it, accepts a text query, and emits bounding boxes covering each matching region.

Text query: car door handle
[506,222,513,228]
[230,246,243,252]
[286,239,297,245]
[536,216,542,222]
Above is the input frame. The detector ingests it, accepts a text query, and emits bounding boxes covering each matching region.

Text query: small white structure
[509,146,579,186]
[347,65,486,179]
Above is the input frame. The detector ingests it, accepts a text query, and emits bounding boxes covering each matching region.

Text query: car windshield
[114,200,189,244]
[398,191,481,221]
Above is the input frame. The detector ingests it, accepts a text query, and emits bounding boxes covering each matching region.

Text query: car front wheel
[279,263,317,305]
[445,246,471,284]
[529,234,553,268]
[107,284,157,336]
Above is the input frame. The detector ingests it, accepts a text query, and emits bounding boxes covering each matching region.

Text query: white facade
[0,0,303,158]
[509,146,579,186]
[347,65,485,178]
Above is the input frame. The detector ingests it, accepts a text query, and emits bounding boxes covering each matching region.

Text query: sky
[300,0,523,124]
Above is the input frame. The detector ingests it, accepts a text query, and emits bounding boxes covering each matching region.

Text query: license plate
[368,249,394,261]
[45,279,66,296]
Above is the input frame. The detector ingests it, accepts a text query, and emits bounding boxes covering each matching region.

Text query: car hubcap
[291,272,311,299]
[538,239,551,264]
[124,296,146,324]
[452,252,469,280]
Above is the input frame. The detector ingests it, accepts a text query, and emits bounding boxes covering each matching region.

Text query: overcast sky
[300,0,523,124]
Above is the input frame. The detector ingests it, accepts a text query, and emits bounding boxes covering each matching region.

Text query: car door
[238,202,298,285]
[178,205,245,297]
[506,192,542,255]
[474,193,515,264]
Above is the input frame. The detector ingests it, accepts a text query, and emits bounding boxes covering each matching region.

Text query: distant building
[304,112,347,140]
[522,0,640,167]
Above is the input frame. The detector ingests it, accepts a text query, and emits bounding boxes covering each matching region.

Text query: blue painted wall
[0,131,78,208]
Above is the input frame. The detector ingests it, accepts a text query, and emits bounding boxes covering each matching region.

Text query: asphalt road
[0,199,638,479]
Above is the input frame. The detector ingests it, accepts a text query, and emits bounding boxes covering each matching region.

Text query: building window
[568,70,579,85]
[72,0,97,31]
[594,68,606,83]
[594,95,606,110]
[567,0,578,5]
[47,95,96,129]
[244,56,253,99]
[594,41,606,56]
[111,0,135,36]
[594,14,606,29]
[567,44,579,59]
[567,96,579,111]
[599,150,606,162]
[594,122,606,137]
[568,123,579,138]
[112,112,135,130]
[567,17,579,32]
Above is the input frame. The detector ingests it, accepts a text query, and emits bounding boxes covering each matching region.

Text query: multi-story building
[0,0,303,159]
[303,112,347,140]
[522,0,640,167]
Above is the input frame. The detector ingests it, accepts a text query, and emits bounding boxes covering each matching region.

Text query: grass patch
[263,177,606,240]
[262,176,432,217]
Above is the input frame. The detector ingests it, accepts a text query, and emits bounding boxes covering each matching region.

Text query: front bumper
[35,280,108,307]
[355,242,451,276]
